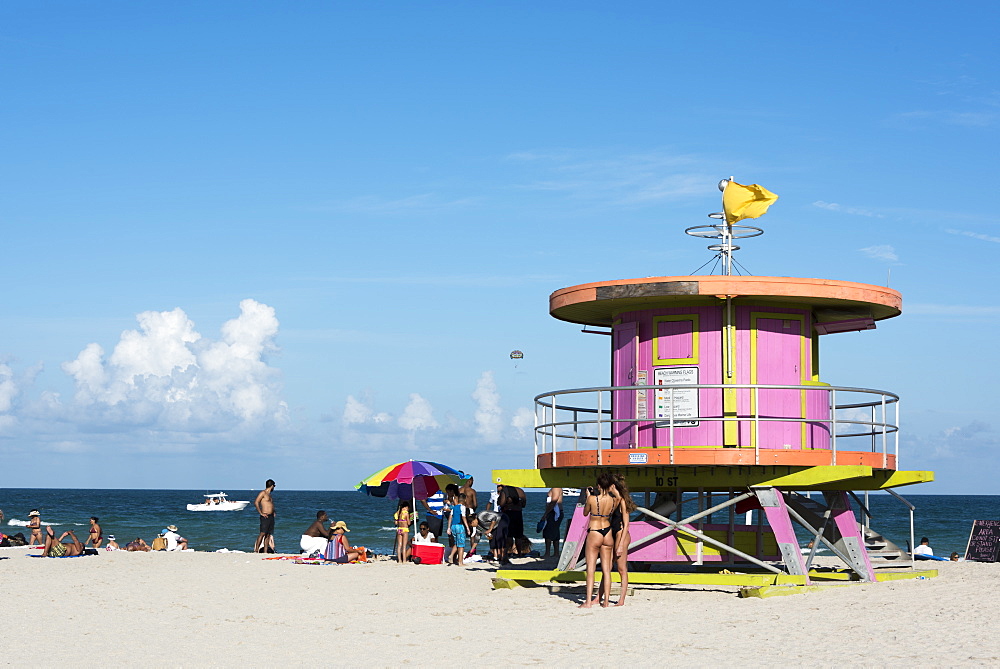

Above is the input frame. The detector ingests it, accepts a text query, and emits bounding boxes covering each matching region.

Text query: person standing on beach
[579,475,615,609]
[394,500,413,564]
[609,474,635,607]
[27,510,43,545]
[254,479,276,553]
[87,517,103,548]
[540,487,564,557]
[460,477,478,555]
[420,489,446,540]
[500,484,526,557]
[492,485,513,564]
[447,493,472,566]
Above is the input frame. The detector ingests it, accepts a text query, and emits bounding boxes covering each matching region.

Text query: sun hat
[108,535,116,540]
[28,510,39,517]
[166,525,179,532]
[332,521,350,532]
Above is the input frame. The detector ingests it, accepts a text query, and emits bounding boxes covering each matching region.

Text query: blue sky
[1,2,998,492]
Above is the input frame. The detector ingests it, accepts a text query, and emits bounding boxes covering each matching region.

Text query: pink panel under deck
[827,491,875,581]
[625,522,781,562]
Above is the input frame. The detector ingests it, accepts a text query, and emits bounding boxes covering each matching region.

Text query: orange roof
[549,275,902,326]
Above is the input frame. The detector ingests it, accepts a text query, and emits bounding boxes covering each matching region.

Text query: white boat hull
[186,501,250,512]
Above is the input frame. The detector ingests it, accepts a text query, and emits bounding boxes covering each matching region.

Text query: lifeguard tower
[493,179,936,595]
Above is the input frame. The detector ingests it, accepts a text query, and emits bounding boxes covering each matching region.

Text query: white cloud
[342,395,391,425]
[906,303,1000,317]
[507,149,716,206]
[398,393,439,431]
[946,228,1000,244]
[0,363,18,413]
[859,245,899,262]
[813,201,885,218]
[511,407,534,438]
[306,193,477,215]
[472,371,503,443]
[888,110,997,128]
[60,299,288,433]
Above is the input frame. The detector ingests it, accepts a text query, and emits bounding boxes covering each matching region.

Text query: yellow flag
[722,181,779,224]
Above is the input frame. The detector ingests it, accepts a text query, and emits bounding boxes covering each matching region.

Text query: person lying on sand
[42,526,85,557]
[125,538,151,552]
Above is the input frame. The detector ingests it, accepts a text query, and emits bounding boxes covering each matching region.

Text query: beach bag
[151,536,167,551]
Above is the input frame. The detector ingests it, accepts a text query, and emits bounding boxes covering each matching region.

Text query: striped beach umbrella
[356,460,471,536]
[355,460,470,501]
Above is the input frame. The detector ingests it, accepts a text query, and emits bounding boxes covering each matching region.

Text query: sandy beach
[1,547,997,666]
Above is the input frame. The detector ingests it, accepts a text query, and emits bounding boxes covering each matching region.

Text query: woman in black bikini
[609,473,637,607]
[579,473,615,608]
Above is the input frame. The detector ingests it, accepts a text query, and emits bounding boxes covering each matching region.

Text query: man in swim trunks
[254,479,276,553]
[300,510,333,555]
[42,526,85,557]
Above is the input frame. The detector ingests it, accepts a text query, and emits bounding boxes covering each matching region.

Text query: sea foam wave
[6,519,58,527]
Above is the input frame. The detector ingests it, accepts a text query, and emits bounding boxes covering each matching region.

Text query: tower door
[612,322,638,448]
[753,316,805,449]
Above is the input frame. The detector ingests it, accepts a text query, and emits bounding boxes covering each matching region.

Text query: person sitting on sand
[105,535,120,551]
[326,521,363,563]
[950,552,961,561]
[27,509,42,546]
[87,516,103,548]
[162,525,189,551]
[914,537,934,557]
[125,538,151,552]
[300,510,333,555]
[413,521,436,544]
[512,535,540,558]
[42,526,85,557]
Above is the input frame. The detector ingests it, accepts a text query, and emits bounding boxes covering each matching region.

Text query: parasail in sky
[509,350,524,360]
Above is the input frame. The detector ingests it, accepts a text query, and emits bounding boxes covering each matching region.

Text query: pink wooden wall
[611,304,832,451]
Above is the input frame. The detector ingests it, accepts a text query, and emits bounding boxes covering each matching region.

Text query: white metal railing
[533,384,900,468]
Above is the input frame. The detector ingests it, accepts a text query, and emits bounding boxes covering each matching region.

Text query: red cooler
[411,542,444,565]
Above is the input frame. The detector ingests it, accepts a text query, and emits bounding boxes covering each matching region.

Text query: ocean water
[2,488,997,559]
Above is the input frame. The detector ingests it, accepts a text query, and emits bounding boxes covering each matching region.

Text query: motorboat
[186,493,250,512]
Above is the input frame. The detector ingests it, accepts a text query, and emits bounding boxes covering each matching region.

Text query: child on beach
[447,493,472,565]
[394,500,412,564]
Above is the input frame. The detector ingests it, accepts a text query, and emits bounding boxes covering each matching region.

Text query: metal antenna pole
[684,177,763,277]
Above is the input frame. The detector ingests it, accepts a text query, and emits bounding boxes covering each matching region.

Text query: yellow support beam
[809,469,934,490]
[493,568,939,591]
[492,465,873,491]
[494,569,796,587]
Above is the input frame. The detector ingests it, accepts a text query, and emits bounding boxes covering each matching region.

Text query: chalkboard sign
[964,520,1000,563]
